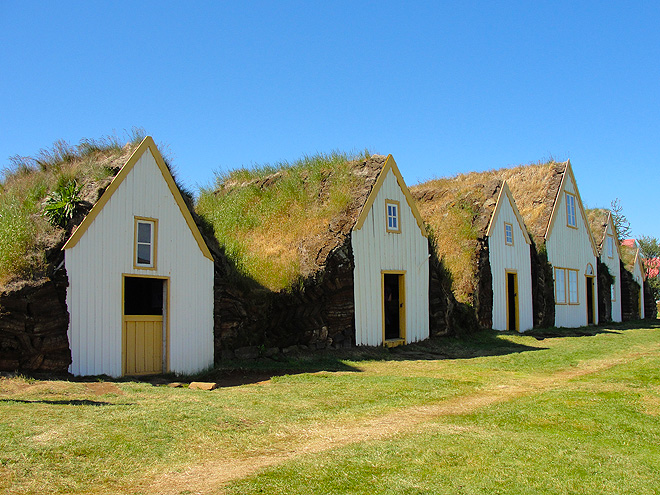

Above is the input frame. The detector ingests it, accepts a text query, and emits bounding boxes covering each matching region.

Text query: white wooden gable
[351,156,429,346]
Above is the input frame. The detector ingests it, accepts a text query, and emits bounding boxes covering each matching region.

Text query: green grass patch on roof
[196,150,371,291]
[0,129,146,286]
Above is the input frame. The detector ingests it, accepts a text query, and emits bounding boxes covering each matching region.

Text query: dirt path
[144,351,650,495]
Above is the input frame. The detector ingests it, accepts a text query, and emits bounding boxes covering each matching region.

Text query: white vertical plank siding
[601,220,622,322]
[489,196,534,332]
[352,169,429,345]
[546,176,598,328]
[632,257,646,319]
[66,149,213,377]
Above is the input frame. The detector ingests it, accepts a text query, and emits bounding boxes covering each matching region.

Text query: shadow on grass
[0,398,118,406]
[527,319,660,340]
[9,321,658,389]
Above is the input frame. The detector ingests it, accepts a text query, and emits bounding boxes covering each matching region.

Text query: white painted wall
[66,149,213,377]
[600,220,622,322]
[546,176,598,328]
[489,195,534,332]
[352,169,429,345]
[632,255,646,319]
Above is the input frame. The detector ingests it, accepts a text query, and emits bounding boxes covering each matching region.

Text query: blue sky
[2,1,659,238]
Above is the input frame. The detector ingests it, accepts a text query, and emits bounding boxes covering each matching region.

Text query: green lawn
[1,322,659,494]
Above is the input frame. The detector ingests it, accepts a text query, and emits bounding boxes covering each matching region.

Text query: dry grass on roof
[585,208,610,251]
[411,176,501,304]
[0,129,146,287]
[620,244,639,271]
[410,159,565,304]
[196,151,381,291]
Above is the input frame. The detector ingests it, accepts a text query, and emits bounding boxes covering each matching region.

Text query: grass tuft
[0,129,147,286]
[196,150,372,290]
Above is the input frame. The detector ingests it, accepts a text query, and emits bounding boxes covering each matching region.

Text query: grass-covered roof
[196,151,382,291]
[411,160,567,304]
[0,131,148,288]
[411,176,502,303]
[585,208,611,255]
[620,243,641,272]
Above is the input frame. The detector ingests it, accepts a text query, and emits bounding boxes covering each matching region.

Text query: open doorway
[383,272,405,343]
[506,271,519,332]
[123,276,167,375]
[586,276,595,325]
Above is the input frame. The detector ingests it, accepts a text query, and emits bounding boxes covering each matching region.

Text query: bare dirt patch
[85,382,123,395]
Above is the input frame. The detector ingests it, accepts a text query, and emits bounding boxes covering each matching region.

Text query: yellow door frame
[505,270,519,332]
[122,273,170,376]
[381,270,406,347]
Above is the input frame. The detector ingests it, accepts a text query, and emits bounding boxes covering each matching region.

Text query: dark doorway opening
[124,277,164,316]
[507,272,518,331]
[384,273,403,340]
[586,277,595,325]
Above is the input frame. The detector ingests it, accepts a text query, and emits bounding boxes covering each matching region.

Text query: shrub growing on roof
[0,129,146,286]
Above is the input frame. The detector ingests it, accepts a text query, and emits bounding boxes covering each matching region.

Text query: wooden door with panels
[123,276,167,375]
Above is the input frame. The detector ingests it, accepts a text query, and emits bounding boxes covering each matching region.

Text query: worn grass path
[145,344,659,495]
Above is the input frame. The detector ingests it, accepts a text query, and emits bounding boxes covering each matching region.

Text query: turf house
[586,208,622,323]
[412,178,534,332]
[198,153,434,353]
[620,239,652,320]
[0,135,215,376]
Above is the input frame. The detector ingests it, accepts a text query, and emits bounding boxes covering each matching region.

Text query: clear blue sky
[2,1,658,238]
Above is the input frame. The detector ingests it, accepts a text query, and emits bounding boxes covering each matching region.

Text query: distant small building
[621,239,647,320]
[586,209,622,323]
[64,137,214,377]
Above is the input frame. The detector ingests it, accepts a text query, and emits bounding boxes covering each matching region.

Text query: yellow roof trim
[63,136,213,261]
[634,248,646,281]
[353,155,427,237]
[544,161,598,257]
[486,181,531,245]
[605,211,623,259]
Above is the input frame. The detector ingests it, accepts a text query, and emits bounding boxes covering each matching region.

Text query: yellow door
[123,316,163,375]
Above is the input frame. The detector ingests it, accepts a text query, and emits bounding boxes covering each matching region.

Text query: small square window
[135,218,157,269]
[504,223,514,245]
[385,200,401,233]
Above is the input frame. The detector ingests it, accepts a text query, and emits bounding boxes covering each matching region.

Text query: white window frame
[385,200,401,234]
[134,217,158,269]
[504,222,514,246]
[568,269,579,305]
[607,236,614,258]
[611,277,616,302]
[555,267,566,304]
[566,192,577,228]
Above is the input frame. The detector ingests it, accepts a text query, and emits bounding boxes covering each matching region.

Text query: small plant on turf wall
[42,180,82,228]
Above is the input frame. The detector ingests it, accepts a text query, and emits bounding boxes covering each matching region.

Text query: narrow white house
[586,209,622,322]
[486,182,534,332]
[352,155,430,346]
[543,162,599,327]
[63,137,214,377]
[412,175,534,332]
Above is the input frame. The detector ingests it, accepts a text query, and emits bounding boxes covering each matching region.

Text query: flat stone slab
[188,382,218,391]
